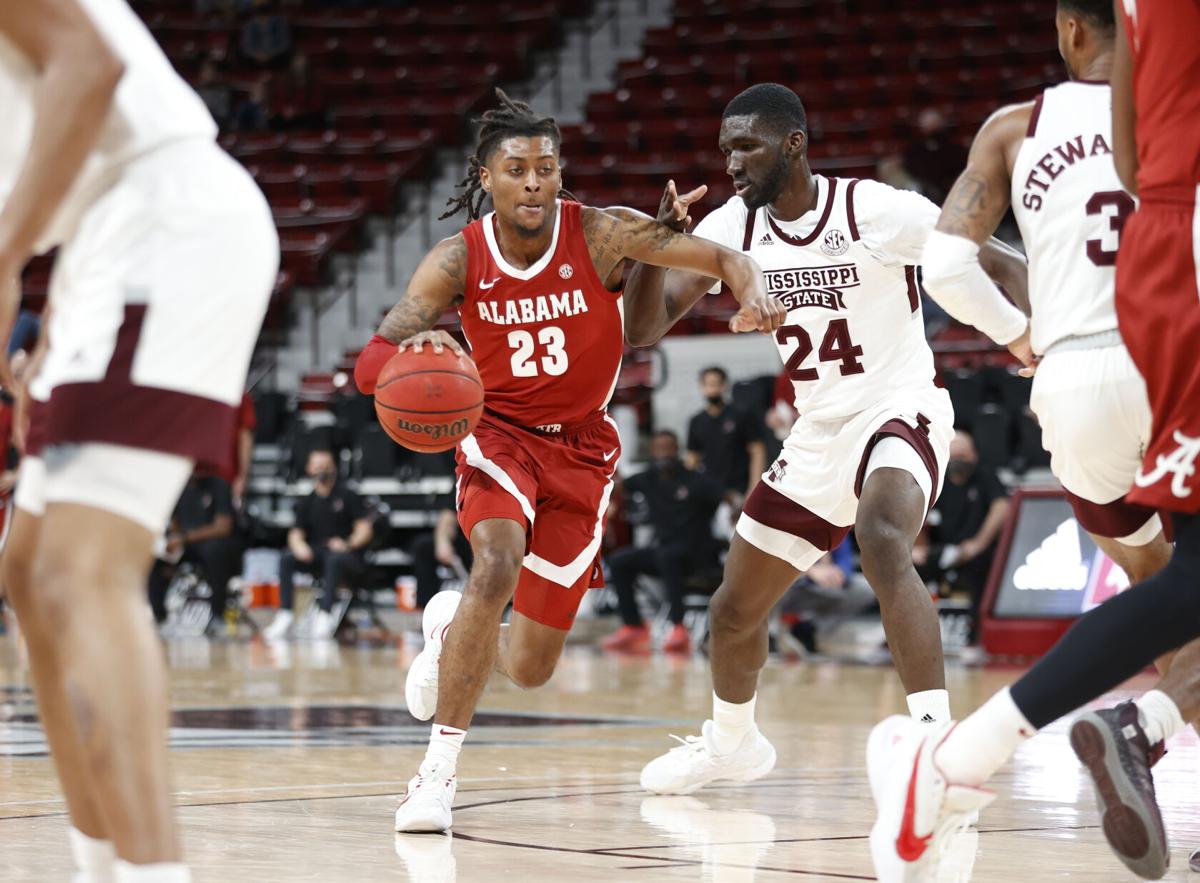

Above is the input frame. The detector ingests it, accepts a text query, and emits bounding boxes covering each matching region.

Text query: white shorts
[1031,341,1161,544]
[736,385,953,571]
[30,138,278,474]
[17,444,190,534]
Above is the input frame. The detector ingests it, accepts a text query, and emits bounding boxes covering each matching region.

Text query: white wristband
[921,230,1027,345]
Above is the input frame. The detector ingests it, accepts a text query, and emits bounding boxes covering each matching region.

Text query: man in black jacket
[603,430,726,653]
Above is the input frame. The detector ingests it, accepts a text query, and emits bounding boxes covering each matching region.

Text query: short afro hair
[1057,0,1115,31]
[722,83,808,137]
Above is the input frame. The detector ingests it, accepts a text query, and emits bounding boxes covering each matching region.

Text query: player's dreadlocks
[440,88,576,221]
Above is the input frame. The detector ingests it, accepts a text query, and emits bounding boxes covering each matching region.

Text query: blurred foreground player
[353,90,783,833]
[868,1,1200,879]
[622,83,1030,796]
[0,1,276,880]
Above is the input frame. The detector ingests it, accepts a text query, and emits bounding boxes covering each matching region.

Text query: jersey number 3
[776,318,864,382]
[508,326,568,377]
[1085,191,1136,267]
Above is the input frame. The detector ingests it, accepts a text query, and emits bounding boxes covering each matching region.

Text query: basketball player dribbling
[621,83,1031,797]
[0,2,277,880]
[868,1,1200,879]
[352,89,785,833]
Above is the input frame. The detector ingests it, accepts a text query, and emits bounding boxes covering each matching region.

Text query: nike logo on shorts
[603,448,618,461]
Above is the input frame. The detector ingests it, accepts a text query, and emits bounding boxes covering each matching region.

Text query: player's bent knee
[710,583,768,635]
[468,545,524,604]
[856,515,914,583]
[508,653,558,689]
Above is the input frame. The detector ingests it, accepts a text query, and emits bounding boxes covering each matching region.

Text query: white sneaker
[640,720,776,795]
[310,609,336,640]
[406,591,462,721]
[867,715,993,882]
[262,610,293,640]
[394,759,457,833]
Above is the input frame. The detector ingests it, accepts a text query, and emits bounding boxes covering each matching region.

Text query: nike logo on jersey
[480,277,501,289]
[1134,430,1200,498]
[603,448,618,461]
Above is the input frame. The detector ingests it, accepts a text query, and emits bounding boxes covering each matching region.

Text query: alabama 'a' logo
[1134,430,1200,498]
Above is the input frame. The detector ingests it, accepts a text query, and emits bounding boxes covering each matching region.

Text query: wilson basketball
[373,347,484,452]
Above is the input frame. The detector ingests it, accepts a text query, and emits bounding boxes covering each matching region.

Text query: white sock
[936,687,1036,786]
[710,692,756,754]
[1138,690,1185,745]
[68,827,115,875]
[424,723,466,772]
[113,860,191,883]
[907,689,951,724]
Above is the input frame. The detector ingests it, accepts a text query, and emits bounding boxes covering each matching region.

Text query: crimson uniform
[355,200,625,629]
[1115,0,1200,513]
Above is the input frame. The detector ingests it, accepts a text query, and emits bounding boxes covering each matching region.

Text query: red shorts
[1116,194,1200,514]
[455,410,620,630]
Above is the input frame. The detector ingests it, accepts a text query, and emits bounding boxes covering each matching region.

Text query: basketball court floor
[1,638,1198,881]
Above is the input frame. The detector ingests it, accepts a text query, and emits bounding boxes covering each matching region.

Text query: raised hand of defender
[657,180,708,233]
[397,329,465,356]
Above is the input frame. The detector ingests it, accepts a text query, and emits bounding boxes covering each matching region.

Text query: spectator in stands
[263,449,372,640]
[239,0,292,67]
[231,79,270,132]
[686,366,766,504]
[602,430,727,654]
[777,537,875,655]
[147,473,240,629]
[195,58,232,127]
[878,108,968,206]
[913,429,1011,637]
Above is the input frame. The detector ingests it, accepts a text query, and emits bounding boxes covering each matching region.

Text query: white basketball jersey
[1011,81,1133,354]
[0,0,217,251]
[694,176,942,423]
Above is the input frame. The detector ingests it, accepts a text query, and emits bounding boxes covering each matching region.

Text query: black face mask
[315,469,337,484]
[947,459,975,483]
[706,394,725,407]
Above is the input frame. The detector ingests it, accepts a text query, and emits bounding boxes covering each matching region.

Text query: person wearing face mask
[602,430,728,653]
[685,366,767,506]
[912,430,1010,636]
[263,448,373,640]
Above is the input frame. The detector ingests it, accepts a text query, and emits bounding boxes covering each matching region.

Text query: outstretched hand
[657,180,708,233]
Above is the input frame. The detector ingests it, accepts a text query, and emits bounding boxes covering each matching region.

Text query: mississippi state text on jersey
[693,175,941,422]
[459,200,624,429]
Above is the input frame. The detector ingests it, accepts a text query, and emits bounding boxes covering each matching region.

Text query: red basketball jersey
[459,200,624,429]
[1120,0,1200,201]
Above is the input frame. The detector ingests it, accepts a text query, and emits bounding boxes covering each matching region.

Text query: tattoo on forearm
[937,169,1005,241]
[378,293,442,342]
[378,236,465,341]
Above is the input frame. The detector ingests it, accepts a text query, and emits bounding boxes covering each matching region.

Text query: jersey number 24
[776,318,865,382]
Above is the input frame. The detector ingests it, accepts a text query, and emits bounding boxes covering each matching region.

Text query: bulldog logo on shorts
[821,229,849,257]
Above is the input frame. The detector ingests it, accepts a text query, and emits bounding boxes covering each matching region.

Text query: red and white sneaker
[867,715,994,882]
[405,591,462,721]
[394,759,457,833]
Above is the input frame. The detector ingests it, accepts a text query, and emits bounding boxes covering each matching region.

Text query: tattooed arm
[580,205,784,334]
[354,234,466,394]
[921,103,1033,365]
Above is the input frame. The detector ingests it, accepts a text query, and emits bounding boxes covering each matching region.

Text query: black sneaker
[1070,701,1169,879]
